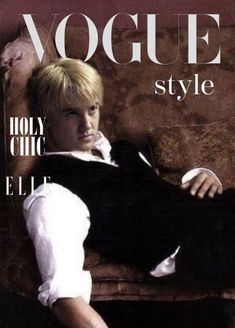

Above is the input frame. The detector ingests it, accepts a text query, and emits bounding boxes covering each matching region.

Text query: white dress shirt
[23,131,221,307]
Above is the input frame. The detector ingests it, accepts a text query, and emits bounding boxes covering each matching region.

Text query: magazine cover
[0,0,234,327]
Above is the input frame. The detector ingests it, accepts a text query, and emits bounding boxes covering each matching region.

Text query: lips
[78,134,93,141]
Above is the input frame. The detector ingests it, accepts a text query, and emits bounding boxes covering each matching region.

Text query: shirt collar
[45,131,113,163]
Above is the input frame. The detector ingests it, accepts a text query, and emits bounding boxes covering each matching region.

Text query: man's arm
[138,152,223,199]
[53,297,108,328]
[23,183,108,327]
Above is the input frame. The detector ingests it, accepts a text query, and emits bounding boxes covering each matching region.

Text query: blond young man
[25,58,231,328]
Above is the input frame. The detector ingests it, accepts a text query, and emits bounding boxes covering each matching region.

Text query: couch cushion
[3,237,235,302]
[148,117,235,188]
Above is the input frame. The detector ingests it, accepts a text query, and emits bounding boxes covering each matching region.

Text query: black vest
[31,140,207,270]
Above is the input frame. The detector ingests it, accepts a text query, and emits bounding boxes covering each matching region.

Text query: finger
[197,179,214,198]
[190,173,208,196]
[217,184,223,195]
[180,181,191,190]
[208,184,219,198]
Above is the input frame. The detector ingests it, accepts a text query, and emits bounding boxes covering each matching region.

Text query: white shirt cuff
[38,271,92,308]
[150,246,180,278]
[181,168,222,186]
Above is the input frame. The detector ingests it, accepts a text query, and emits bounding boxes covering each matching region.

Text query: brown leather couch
[0,23,235,306]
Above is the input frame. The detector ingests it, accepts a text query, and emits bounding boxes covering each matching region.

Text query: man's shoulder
[23,182,87,213]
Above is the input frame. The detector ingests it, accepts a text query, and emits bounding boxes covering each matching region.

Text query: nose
[79,113,92,131]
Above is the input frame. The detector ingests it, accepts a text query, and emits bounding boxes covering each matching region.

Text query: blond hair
[28,58,103,117]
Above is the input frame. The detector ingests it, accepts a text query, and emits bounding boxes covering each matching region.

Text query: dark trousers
[100,173,235,284]
[140,181,235,284]
[174,188,235,283]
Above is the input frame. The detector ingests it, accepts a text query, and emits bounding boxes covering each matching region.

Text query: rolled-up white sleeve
[23,183,91,308]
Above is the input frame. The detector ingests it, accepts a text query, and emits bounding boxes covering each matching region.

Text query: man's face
[45,97,100,153]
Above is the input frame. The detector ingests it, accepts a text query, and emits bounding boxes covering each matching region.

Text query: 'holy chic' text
[10,117,46,156]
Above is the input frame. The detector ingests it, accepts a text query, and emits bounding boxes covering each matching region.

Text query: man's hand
[181,171,223,198]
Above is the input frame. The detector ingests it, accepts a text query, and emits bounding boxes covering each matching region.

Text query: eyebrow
[90,102,99,107]
[61,108,79,113]
[61,102,99,112]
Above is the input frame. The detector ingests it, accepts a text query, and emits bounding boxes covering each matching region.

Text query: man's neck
[91,149,103,159]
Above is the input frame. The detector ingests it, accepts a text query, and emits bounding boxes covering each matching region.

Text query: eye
[88,104,99,114]
[66,110,78,117]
